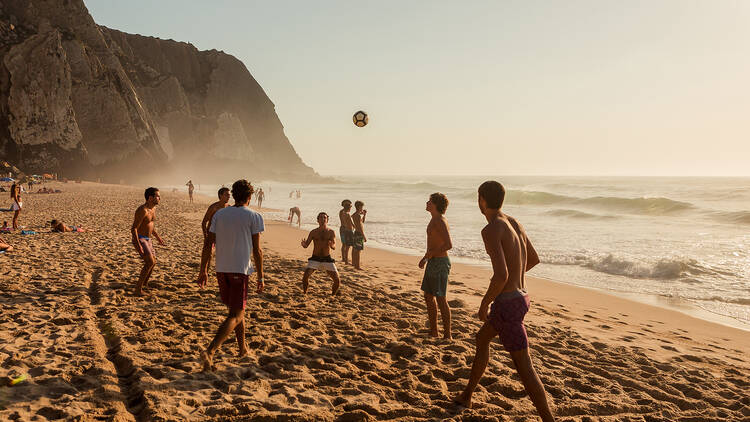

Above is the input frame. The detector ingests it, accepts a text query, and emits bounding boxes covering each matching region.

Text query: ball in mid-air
[353,110,368,127]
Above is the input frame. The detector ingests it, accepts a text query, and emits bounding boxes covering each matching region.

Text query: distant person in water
[0,235,12,252]
[50,219,85,232]
[202,187,231,238]
[300,212,340,295]
[453,181,554,421]
[186,180,195,203]
[197,179,264,371]
[288,207,301,227]
[256,188,265,209]
[10,183,21,230]
[289,190,294,199]
[419,193,453,340]
[131,187,165,297]
[351,201,367,270]
[338,200,355,264]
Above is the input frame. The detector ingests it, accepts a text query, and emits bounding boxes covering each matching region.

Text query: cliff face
[0,0,316,181]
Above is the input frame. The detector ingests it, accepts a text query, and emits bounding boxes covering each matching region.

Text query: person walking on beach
[289,207,301,227]
[197,179,264,371]
[338,200,355,264]
[301,212,340,295]
[256,188,265,209]
[202,187,230,238]
[186,180,195,203]
[453,181,554,421]
[419,193,453,340]
[351,201,367,270]
[131,187,165,297]
[10,183,21,230]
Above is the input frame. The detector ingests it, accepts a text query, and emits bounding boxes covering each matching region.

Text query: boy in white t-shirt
[197,179,264,371]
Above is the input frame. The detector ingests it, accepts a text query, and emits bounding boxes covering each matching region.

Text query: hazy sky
[87,1,750,176]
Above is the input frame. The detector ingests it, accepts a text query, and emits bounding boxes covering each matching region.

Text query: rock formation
[0,0,317,182]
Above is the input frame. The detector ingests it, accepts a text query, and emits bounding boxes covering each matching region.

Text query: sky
[87,0,750,177]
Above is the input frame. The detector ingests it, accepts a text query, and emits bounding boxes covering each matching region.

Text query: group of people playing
[129,180,554,420]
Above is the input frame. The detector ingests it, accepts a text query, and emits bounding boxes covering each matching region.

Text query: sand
[0,182,748,421]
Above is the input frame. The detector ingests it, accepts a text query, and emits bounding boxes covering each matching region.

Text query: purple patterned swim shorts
[488,291,531,352]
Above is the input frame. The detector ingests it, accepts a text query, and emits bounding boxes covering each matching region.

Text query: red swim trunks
[216,272,249,310]
[488,292,531,352]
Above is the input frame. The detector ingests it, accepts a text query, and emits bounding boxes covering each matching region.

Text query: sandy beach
[0,182,748,421]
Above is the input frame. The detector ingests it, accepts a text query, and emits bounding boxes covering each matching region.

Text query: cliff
[0,0,317,182]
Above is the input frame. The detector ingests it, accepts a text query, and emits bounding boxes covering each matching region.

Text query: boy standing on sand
[351,200,367,270]
[131,187,165,297]
[453,181,554,421]
[197,180,264,371]
[301,212,340,295]
[186,180,194,203]
[338,200,355,264]
[419,193,453,339]
[202,187,231,238]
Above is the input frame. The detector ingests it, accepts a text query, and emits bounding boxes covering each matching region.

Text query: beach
[0,182,748,421]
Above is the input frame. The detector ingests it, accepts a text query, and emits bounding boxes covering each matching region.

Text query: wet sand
[0,182,748,421]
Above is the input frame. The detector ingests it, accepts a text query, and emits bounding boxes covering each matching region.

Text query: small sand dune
[0,183,748,421]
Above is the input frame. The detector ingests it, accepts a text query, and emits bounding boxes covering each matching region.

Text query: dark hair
[144,187,159,201]
[231,179,254,203]
[429,192,449,214]
[317,212,329,219]
[217,187,229,198]
[354,200,364,210]
[50,219,58,226]
[478,181,506,209]
[341,199,352,208]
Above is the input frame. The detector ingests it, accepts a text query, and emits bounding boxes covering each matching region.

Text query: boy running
[453,181,554,421]
[131,187,165,297]
[300,212,340,295]
[351,201,367,270]
[197,180,264,371]
[338,200,355,264]
[419,193,453,339]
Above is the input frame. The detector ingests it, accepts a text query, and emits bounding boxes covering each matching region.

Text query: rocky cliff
[0,0,316,182]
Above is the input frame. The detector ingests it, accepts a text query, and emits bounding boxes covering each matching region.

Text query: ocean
[197,176,750,329]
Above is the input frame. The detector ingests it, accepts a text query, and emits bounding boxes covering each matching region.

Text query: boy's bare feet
[238,344,249,358]
[453,391,472,408]
[200,350,214,372]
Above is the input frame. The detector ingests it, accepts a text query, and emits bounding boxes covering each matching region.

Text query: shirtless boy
[453,181,554,421]
[338,200,355,264]
[131,187,165,297]
[351,201,367,270]
[419,193,453,339]
[50,219,84,232]
[186,180,195,203]
[256,188,265,209]
[288,207,301,227]
[202,187,230,238]
[301,212,340,295]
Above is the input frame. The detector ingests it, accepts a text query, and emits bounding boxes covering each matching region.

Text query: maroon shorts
[216,272,249,310]
[488,292,531,352]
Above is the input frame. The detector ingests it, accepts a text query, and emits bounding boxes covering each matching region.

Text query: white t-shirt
[209,206,264,275]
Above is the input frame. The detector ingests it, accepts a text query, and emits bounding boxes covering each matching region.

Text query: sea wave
[543,253,710,280]
[701,296,750,306]
[714,210,750,225]
[544,209,616,220]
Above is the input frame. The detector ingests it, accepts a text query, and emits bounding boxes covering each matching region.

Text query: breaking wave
[544,253,710,280]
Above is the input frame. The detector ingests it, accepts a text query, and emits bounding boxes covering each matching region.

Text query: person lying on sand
[288,207,301,227]
[419,193,453,340]
[197,179,264,371]
[131,187,165,297]
[453,181,554,421]
[351,201,367,270]
[338,200,355,265]
[0,235,12,252]
[201,187,230,239]
[301,212,340,295]
[50,219,85,232]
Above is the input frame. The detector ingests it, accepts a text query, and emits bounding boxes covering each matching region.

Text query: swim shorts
[138,235,155,257]
[352,231,365,251]
[216,272,249,310]
[307,255,338,273]
[488,291,531,352]
[339,227,355,247]
[420,256,451,297]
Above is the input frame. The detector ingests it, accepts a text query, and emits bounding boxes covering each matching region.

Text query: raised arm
[329,230,336,250]
[301,231,314,248]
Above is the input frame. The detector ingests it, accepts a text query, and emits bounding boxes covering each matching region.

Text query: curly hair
[429,192,449,214]
[231,179,254,203]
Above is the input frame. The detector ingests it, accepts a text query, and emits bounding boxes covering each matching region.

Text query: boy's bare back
[481,214,538,293]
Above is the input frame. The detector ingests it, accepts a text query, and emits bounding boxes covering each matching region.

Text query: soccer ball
[353,110,368,127]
